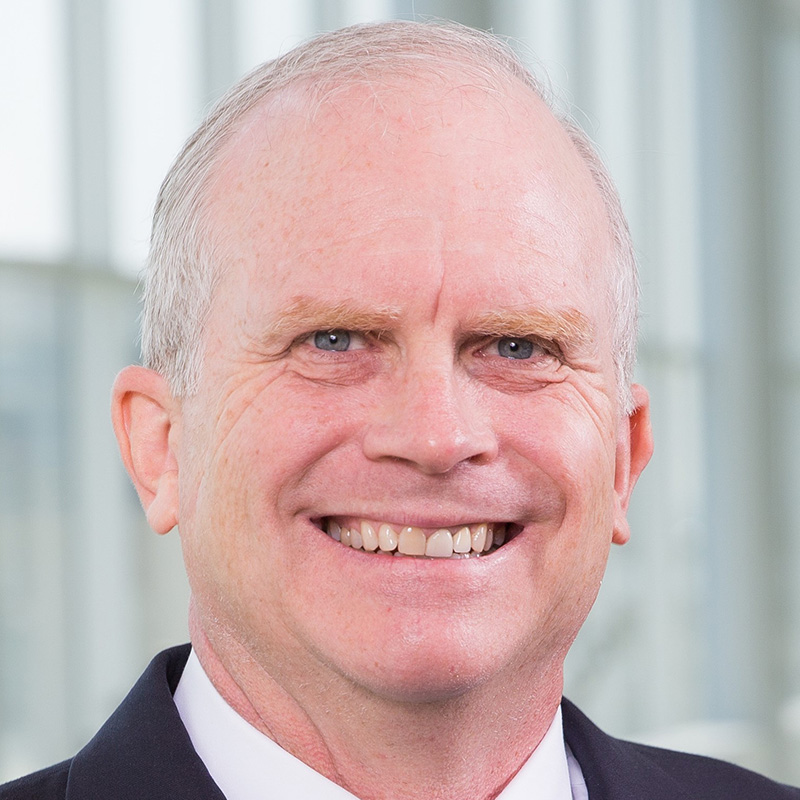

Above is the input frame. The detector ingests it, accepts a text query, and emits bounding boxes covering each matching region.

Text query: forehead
[204,69,614,323]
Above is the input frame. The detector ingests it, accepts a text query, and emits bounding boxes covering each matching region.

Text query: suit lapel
[562,699,694,800]
[65,646,226,800]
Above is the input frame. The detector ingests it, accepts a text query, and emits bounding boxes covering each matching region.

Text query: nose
[361,363,498,475]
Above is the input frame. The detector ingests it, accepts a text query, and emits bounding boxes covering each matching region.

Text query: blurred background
[2,0,800,786]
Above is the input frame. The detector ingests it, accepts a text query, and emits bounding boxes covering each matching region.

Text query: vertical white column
[66,276,144,742]
[581,0,640,235]
[629,0,707,732]
[0,0,70,261]
[107,0,201,272]
[693,0,776,774]
[767,5,800,784]
[492,0,576,105]
[0,270,70,778]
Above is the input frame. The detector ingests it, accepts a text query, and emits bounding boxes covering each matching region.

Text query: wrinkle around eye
[286,343,383,386]
[549,378,619,448]
[196,360,292,467]
[475,363,569,395]
[465,336,569,393]
[237,331,384,388]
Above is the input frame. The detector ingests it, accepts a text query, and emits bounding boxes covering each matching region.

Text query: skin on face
[114,69,652,791]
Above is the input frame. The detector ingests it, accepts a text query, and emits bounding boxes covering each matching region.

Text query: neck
[189,608,564,800]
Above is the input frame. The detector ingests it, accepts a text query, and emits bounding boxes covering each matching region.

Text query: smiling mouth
[319,519,521,558]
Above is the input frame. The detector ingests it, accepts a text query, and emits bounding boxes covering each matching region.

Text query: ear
[611,383,653,545]
[111,366,180,535]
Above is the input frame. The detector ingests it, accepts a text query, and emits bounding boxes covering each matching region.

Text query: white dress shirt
[174,650,587,800]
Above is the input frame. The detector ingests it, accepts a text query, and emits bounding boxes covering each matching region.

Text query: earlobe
[612,384,653,545]
[111,366,180,535]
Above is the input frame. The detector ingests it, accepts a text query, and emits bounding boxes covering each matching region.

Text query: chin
[330,617,531,705]
[351,658,496,705]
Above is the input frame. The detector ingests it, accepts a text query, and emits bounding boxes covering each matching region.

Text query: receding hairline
[191,20,555,197]
[197,44,557,223]
[199,55,598,279]
[203,64,617,322]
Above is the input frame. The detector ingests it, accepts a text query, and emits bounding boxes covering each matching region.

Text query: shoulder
[0,645,203,800]
[0,761,70,800]
[626,739,800,798]
[562,698,800,799]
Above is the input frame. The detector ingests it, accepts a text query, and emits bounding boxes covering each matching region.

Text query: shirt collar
[174,648,580,800]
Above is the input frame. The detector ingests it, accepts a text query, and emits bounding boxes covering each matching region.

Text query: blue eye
[497,337,534,359]
[314,330,351,351]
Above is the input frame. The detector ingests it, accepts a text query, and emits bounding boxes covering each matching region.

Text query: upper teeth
[325,520,506,558]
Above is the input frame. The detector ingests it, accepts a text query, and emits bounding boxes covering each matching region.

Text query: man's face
[175,74,649,703]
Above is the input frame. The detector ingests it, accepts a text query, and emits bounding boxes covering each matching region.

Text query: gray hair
[142,19,638,411]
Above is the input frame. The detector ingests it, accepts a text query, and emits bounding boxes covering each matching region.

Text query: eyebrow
[254,297,402,345]
[252,297,594,353]
[465,307,595,351]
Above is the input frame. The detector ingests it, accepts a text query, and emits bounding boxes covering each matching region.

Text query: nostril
[361,376,498,474]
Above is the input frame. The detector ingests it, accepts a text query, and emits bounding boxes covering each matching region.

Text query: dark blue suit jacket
[2,645,798,799]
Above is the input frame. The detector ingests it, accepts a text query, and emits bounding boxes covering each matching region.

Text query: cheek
[191,373,364,491]
[178,380,368,574]
[503,394,618,580]
[503,390,617,489]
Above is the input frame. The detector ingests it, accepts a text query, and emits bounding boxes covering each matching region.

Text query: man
[2,19,797,800]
